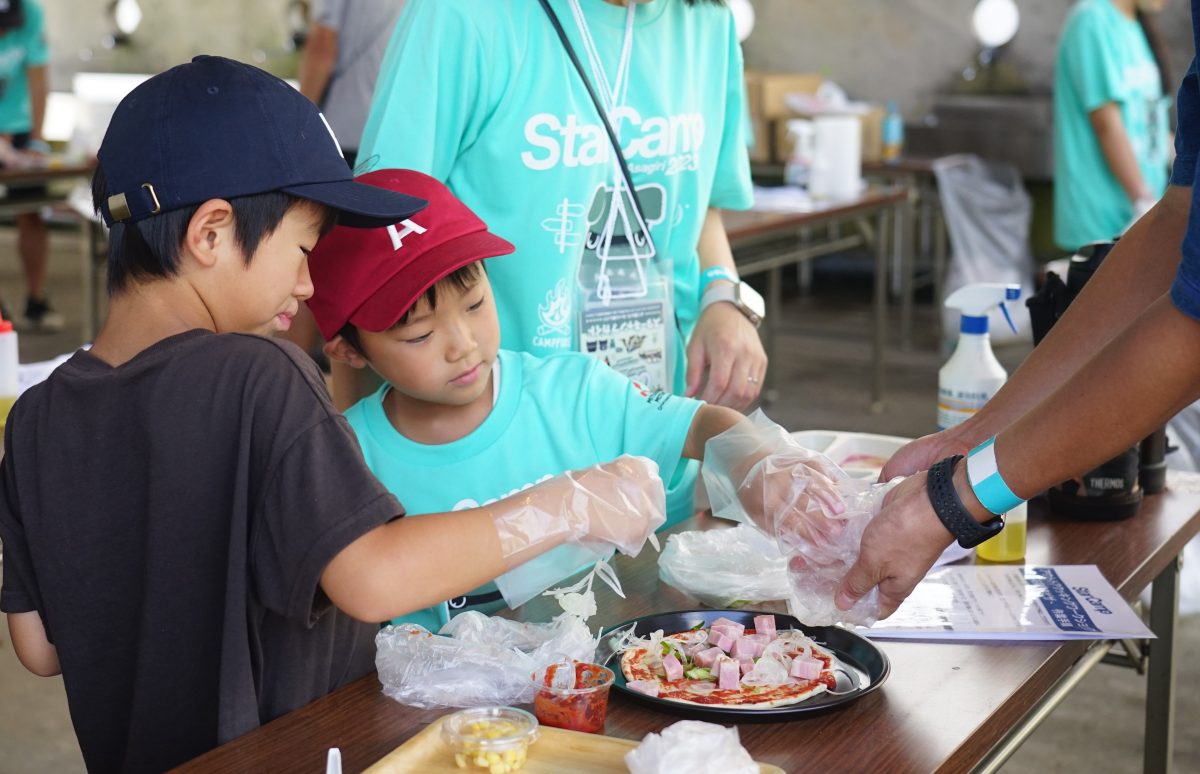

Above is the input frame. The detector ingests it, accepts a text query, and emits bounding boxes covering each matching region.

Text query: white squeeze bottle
[937,283,1021,431]
[0,314,18,433]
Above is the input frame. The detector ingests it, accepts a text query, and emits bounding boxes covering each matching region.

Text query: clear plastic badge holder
[700,410,898,626]
[576,179,675,393]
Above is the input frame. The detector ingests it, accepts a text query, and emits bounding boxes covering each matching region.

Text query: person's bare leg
[17,212,47,299]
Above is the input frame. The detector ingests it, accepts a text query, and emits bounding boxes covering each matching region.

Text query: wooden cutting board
[364,716,786,773]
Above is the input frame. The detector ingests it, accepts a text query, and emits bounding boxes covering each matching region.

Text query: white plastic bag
[657,524,791,607]
[374,612,597,709]
[625,720,758,774]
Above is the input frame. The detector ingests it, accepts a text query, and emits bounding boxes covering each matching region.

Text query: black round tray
[600,609,889,722]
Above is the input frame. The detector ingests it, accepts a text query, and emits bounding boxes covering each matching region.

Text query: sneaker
[16,296,66,334]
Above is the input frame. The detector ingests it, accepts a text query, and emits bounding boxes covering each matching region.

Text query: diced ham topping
[730,636,758,660]
[662,654,684,682]
[789,656,823,681]
[739,659,756,676]
[711,631,735,653]
[711,617,746,637]
[753,614,777,638]
[717,657,741,690]
[627,679,661,697]
[694,646,725,669]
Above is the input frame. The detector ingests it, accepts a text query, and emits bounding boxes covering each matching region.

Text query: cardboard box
[744,70,823,121]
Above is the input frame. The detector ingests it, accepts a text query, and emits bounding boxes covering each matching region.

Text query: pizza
[619,615,838,709]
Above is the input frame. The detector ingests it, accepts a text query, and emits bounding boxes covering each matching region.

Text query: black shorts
[4,131,48,198]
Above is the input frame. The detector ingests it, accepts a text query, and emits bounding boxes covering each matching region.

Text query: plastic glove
[489,455,665,569]
[702,410,897,626]
[703,410,848,546]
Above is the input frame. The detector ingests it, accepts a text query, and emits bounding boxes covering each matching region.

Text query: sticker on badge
[580,300,669,392]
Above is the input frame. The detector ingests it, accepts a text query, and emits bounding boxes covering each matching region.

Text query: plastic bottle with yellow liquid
[938,283,1027,561]
[0,315,18,432]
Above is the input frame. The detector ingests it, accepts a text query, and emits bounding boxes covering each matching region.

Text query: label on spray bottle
[937,386,994,431]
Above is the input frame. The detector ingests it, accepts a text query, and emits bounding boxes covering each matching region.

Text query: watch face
[737,282,766,321]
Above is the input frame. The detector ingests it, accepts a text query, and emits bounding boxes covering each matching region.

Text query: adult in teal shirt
[0,0,62,332]
[357,0,765,526]
[1054,0,1172,252]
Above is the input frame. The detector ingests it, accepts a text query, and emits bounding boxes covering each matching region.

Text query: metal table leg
[871,207,890,411]
[899,190,916,351]
[1144,555,1180,774]
[763,265,782,404]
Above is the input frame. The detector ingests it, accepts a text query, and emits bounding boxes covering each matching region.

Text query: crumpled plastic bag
[657,524,791,608]
[701,410,897,626]
[375,611,597,709]
[625,720,758,774]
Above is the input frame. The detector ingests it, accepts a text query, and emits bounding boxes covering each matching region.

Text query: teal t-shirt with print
[345,349,703,631]
[1054,0,1170,251]
[360,0,753,525]
[0,0,48,135]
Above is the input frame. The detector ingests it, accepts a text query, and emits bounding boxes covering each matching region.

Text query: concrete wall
[742,0,1196,120]
[39,0,1198,119]
[41,0,300,91]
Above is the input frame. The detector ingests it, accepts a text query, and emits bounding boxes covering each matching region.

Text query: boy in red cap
[309,169,844,629]
[0,58,663,772]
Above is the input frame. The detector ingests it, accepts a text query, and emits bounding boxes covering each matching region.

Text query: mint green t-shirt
[360,0,753,524]
[1053,0,1170,252]
[0,0,48,135]
[345,349,703,631]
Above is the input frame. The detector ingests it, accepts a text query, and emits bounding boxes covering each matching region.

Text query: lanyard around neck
[567,0,636,120]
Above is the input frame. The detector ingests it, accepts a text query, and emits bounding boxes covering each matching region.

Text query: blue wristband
[700,267,738,297]
[966,437,1025,516]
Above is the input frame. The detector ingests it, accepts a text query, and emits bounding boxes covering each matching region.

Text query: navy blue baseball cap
[96,55,425,228]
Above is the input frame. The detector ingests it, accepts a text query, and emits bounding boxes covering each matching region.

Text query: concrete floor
[0,227,1197,772]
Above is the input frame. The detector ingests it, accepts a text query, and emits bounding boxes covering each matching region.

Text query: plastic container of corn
[440,706,539,773]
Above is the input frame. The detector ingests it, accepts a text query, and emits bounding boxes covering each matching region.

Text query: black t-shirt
[0,331,403,773]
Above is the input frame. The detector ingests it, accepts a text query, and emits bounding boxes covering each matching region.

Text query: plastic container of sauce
[530,661,613,734]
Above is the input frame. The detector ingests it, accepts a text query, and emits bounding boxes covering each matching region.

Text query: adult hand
[834,473,954,618]
[685,300,767,409]
[879,426,973,481]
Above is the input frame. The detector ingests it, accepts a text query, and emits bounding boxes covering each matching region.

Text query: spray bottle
[938,282,1025,561]
[0,314,18,432]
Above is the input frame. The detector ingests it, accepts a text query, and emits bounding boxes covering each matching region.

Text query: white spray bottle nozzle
[944,283,1021,335]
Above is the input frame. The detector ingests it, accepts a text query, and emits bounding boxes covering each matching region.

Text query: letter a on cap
[387,219,427,250]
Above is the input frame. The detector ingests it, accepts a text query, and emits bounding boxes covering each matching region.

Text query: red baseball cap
[307,169,515,340]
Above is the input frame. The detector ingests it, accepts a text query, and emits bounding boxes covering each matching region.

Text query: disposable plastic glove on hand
[702,410,896,626]
[703,410,849,545]
[489,455,666,568]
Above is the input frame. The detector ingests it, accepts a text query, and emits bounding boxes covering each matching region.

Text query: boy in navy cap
[309,169,850,631]
[0,56,664,773]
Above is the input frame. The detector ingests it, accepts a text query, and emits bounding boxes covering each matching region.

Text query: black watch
[926,455,1005,548]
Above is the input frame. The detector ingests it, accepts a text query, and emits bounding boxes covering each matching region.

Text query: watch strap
[926,455,1004,548]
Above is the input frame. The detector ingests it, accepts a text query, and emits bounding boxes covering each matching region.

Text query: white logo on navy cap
[318,112,344,159]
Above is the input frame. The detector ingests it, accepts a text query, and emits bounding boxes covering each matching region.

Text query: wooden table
[0,161,103,340]
[175,471,1200,774]
[725,186,909,410]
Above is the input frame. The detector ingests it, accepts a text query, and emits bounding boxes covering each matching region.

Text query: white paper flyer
[862,565,1154,641]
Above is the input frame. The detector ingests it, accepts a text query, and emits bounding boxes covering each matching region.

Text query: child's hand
[562,455,666,556]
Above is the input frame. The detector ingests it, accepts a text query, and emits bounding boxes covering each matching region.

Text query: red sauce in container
[532,661,614,734]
